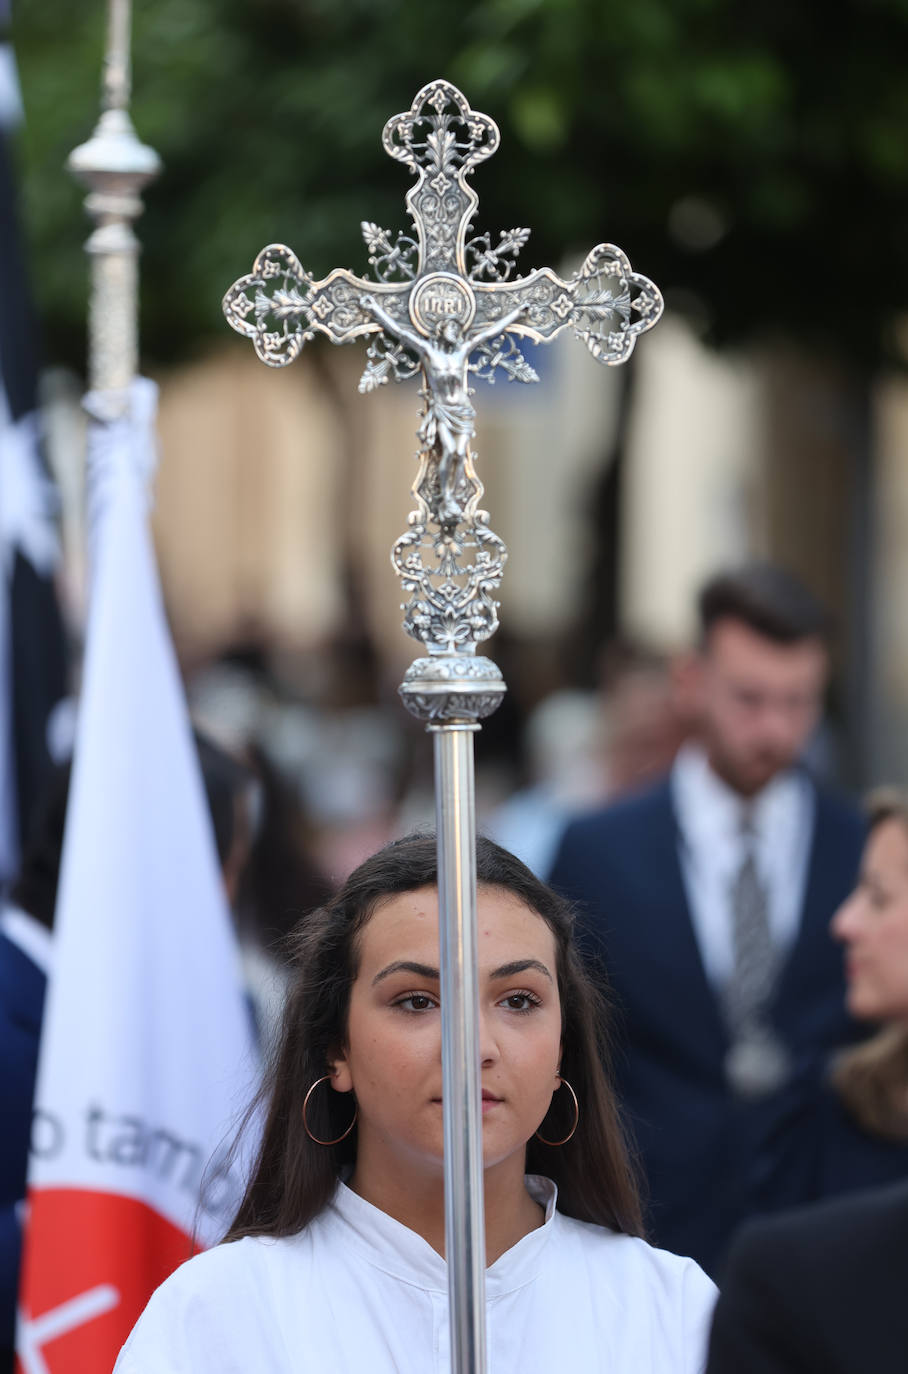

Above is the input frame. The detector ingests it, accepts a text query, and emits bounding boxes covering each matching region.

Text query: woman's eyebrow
[489,959,553,983]
[372,957,554,986]
[372,959,439,985]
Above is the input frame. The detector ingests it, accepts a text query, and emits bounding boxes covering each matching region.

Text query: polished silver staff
[67,0,160,410]
[223,78,663,1374]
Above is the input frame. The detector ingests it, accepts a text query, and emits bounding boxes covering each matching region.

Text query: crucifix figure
[223,79,663,1374]
[360,293,526,523]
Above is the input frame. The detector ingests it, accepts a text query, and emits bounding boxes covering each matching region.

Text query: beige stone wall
[619,314,765,648]
[873,369,908,781]
[760,349,857,644]
[151,344,346,661]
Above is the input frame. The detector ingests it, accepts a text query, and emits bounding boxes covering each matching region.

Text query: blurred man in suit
[706,1180,908,1373]
[550,564,864,1274]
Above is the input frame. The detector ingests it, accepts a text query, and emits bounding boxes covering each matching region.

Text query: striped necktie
[723,812,790,1096]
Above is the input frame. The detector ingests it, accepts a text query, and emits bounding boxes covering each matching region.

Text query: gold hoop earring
[535,1076,579,1147]
[302,1074,357,1146]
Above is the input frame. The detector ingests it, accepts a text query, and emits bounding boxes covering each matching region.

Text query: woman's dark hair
[224,832,643,1242]
[10,734,253,933]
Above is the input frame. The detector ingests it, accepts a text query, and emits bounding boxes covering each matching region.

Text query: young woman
[116,834,716,1372]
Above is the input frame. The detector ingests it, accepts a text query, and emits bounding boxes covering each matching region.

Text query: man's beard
[709,743,791,797]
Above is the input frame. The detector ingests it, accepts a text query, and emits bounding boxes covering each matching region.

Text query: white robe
[115,1177,717,1373]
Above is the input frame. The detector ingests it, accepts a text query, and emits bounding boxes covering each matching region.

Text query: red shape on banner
[18,1188,193,1373]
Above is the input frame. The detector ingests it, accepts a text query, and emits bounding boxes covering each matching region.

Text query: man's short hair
[698,563,831,647]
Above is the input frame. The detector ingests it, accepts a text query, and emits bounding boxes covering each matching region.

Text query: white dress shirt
[115,1176,716,1374]
[671,742,814,990]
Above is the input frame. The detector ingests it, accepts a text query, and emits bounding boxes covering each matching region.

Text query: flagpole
[66,0,159,408]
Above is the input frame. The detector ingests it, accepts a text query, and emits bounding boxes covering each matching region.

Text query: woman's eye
[394,993,437,1012]
[864,883,890,911]
[500,992,540,1013]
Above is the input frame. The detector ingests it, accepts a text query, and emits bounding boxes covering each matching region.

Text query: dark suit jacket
[549,776,865,1275]
[0,930,46,1363]
[758,1070,908,1212]
[706,1180,908,1374]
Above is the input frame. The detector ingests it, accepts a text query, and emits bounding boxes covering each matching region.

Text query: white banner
[18,380,260,1373]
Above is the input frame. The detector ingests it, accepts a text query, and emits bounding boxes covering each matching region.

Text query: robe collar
[326,1174,559,1299]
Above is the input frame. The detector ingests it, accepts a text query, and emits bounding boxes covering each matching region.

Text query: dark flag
[0,27,67,880]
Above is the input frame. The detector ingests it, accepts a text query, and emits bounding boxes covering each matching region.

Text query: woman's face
[330,884,562,1180]
[832,818,908,1022]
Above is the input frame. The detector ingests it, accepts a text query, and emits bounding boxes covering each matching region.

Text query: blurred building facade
[43,308,908,793]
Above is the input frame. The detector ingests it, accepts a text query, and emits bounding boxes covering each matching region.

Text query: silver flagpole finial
[67,0,160,410]
[223,79,662,1374]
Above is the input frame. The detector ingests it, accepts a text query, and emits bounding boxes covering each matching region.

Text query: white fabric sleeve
[681,1258,719,1374]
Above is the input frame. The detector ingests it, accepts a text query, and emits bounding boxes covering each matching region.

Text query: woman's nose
[478,1010,500,1065]
[831,892,860,943]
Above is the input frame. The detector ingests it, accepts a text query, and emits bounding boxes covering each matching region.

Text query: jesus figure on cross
[360,293,527,524]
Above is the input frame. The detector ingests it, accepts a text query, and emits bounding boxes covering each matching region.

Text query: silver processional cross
[223,78,662,1374]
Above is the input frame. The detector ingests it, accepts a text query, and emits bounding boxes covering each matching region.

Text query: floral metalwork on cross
[223,78,662,711]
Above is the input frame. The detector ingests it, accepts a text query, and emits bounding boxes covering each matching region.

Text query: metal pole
[67,0,159,407]
[433,723,486,1374]
[103,0,132,113]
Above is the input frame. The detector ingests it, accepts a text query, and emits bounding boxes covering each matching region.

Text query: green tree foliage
[10,0,908,369]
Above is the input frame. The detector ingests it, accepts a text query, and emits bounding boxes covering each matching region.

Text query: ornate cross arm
[222,247,404,368]
[471,246,664,366]
[223,240,661,376]
[224,79,662,383]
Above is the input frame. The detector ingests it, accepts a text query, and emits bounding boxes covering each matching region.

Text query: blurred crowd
[4,558,908,1371]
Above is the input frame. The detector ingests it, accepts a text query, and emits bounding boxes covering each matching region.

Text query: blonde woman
[704,791,908,1373]
[830,790,908,1151]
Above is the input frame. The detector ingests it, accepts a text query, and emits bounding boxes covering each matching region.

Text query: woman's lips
[432,1093,503,1114]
